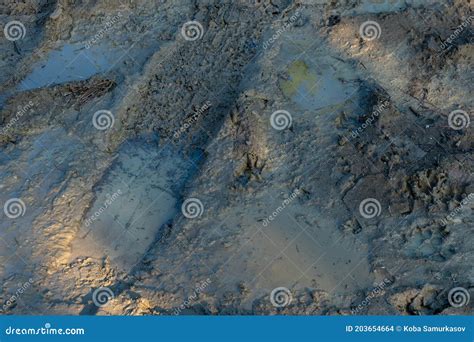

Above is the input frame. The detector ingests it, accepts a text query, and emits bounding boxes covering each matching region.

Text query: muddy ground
[0,0,472,315]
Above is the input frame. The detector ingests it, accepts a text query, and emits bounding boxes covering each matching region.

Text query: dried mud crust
[0,0,472,315]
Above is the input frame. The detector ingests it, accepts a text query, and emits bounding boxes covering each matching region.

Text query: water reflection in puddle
[18,43,122,91]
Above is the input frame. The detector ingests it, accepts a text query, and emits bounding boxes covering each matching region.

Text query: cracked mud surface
[0,0,472,315]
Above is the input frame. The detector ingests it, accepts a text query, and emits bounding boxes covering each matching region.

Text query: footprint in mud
[71,140,198,272]
[402,223,454,261]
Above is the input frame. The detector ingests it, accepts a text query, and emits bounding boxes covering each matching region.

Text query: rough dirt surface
[0,0,472,315]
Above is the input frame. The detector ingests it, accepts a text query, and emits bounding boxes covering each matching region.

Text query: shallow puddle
[278,55,357,111]
[18,43,122,91]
